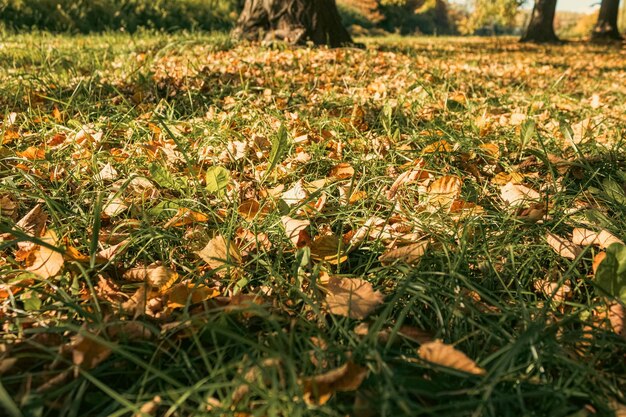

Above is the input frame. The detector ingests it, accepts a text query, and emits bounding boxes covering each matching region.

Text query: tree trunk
[520,0,559,43]
[592,0,623,40]
[233,0,356,47]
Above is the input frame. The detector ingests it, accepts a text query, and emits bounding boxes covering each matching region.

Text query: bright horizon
[450,0,599,14]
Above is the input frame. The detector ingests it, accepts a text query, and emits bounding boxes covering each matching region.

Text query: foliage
[461,0,524,35]
[0,0,237,33]
[1,32,626,416]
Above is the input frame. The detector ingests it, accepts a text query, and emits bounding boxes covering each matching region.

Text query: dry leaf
[386,161,428,199]
[281,216,311,248]
[572,228,624,249]
[329,163,354,180]
[133,396,161,417]
[0,195,18,220]
[26,230,64,279]
[592,252,607,275]
[166,282,220,309]
[282,180,308,206]
[500,181,540,206]
[163,208,209,228]
[418,340,485,375]
[427,175,462,208]
[492,172,525,186]
[379,240,429,265]
[533,279,571,302]
[71,333,112,377]
[95,163,118,182]
[15,204,47,249]
[301,361,368,406]
[546,232,582,260]
[325,277,383,319]
[123,264,178,290]
[196,235,242,271]
[310,235,347,264]
[422,140,454,154]
[238,199,268,221]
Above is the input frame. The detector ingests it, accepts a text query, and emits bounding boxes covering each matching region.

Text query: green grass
[1,32,626,417]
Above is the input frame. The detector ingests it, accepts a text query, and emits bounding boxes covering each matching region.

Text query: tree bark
[233,0,356,47]
[520,0,559,43]
[592,0,623,40]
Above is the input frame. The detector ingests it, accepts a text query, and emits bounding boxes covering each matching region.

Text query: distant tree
[521,0,559,43]
[592,0,623,40]
[465,0,523,34]
[233,0,355,47]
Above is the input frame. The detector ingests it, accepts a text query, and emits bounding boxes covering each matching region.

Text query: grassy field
[1,32,626,417]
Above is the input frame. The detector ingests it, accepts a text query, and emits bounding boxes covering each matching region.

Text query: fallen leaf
[282,180,308,206]
[301,361,368,405]
[163,208,209,228]
[386,161,428,199]
[380,240,429,265]
[500,182,540,207]
[325,277,383,319]
[133,396,161,417]
[166,282,220,309]
[572,228,623,249]
[123,264,178,290]
[15,204,47,249]
[26,230,64,279]
[310,235,347,264]
[196,235,242,271]
[238,199,268,221]
[546,232,582,260]
[329,163,354,180]
[418,340,485,375]
[71,332,112,376]
[422,140,454,154]
[281,216,311,248]
[426,175,462,208]
[533,279,571,302]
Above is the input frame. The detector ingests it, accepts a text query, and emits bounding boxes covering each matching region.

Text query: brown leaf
[302,361,368,405]
[386,160,428,199]
[237,199,263,221]
[325,277,383,319]
[546,232,582,260]
[71,333,112,376]
[26,230,64,279]
[572,228,624,249]
[421,140,454,154]
[310,235,347,264]
[329,163,355,180]
[0,195,18,220]
[379,240,429,265]
[14,204,47,249]
[282,216,311,248]
[123,264,178,290]
[418,340,485,375]
[196,235,242,271]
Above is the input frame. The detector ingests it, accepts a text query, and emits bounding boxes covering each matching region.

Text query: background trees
[521,0,559,43]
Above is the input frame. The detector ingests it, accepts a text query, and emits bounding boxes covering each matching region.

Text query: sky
[450,0,599,14]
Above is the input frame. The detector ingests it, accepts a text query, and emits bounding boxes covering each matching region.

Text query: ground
[1,33,626,417]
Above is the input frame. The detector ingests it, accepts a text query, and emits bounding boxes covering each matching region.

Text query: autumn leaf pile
[1,34,626,416]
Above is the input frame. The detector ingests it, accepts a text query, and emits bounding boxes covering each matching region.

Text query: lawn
[1,32,626,417]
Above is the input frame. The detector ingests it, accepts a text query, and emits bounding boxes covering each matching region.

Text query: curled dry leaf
[26,230,64,279]
[572,228,623,249]
[380,240,429,265]
[196,235,242,271]
[310,235,347,265]
[500,181,540,207]
[329,162,354,180]
[281,216,311,248]
[418,340,485,375]
[546,232,582,260]
[325,277,383,320]
[386,160,428,200]
[533,279,571,303]
[301,361,368,406]
[281,180,308,206]
[15,204,47,250]
[123,264,178,290]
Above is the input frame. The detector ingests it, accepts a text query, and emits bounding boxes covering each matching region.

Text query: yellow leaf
[310,235,347,264]
[166,282,219,309]
[196,235,242,271]
[421,140,455,154]
[427,175,462,208]
[324,277,383,319]
[238,199,269,221]
[329,163,355,180]
[418,340,485,375]
[164,208,209,228]
[479,143,500,160]
[26,230,64,279]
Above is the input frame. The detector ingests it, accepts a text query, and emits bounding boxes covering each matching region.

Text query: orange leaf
[418,340,485,375]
